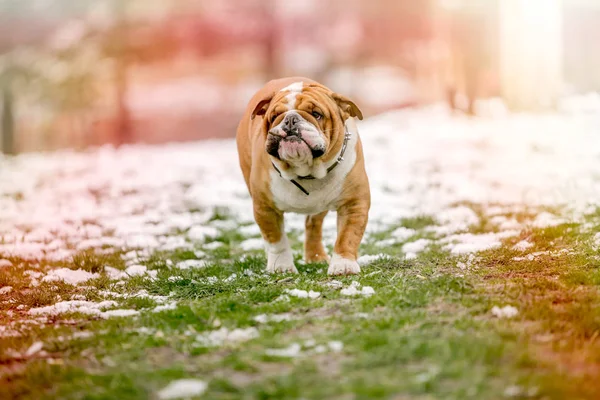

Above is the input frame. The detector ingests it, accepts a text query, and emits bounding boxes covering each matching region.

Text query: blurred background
[0,0,598,154]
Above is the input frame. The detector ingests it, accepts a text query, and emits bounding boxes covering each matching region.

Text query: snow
[175,260,208,270]
[532,212,565,228]
[357,254,388,266]
[239,238,264,251]
[435,206,480,233]
[1,102,600,285]
[340,281,375,297]
[153,302,178,313]
[105,266,127,280]
[402,239,432,258]
[0,286,12,294]
[203,241,223,250]
[265,343,302,358]
[253,313,293,323]
[125,264,147,277]
[28,300,117,316]
[24,341,44,357]
[328,341,344,352]
[513,240,534,251]
[391,227,416,241]
[42,268,99,285]
[323,280,343,289]
[157,379,208,400]
[195,327,259,347]
[594,232,600,248]
[443,231,519,255]
[239,224,261,236]
[187,226,219,242]
[284,288,321,299]
[491,305,519,319]
[100,309,139,318]
[28,300,138,319]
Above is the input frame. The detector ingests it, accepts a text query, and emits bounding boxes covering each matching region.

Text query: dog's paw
[267,249,298,274]
[327,253,360,276]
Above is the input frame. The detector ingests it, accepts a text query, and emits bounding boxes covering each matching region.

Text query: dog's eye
[311,111,323,120]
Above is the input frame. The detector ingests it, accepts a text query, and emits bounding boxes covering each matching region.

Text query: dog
[236,77,370,275]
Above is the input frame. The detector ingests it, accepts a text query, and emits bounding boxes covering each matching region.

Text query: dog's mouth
[266,133,325,160]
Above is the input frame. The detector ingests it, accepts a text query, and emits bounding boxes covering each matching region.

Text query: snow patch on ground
[391,227,416,241]
[42,268,99,285]
[101,309,139,318]
[265,343,302,358]
[285,288,321,299]
[152,302,178,313]
[402,239,432,259]
[1,106,600,263]
[340,281,375,297]
[124,264,147,276]
[491,305,519,319]
[443,231,519,254]
[0,286,12,294]
[253,313,294,323]
[24,341,44,357]
[435,206,480,233]
[175,260,208,270]
[157,379,208,400]
[513,240,534,251]
[357,253,388,266]
[266,340,345,358]
[239,238,264,251]
[532,212,566,228]
[29,300,115,316]
[195,327,259,347]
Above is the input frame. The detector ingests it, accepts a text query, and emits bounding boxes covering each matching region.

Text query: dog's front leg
[253,205,297,274]
[328,200,369,275]
[305,211,330,263]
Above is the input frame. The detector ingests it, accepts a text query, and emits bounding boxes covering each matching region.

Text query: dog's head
[251,81,362,178]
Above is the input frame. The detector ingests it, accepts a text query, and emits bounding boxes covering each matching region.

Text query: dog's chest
[270,172,343,214]
[270,137,357,215]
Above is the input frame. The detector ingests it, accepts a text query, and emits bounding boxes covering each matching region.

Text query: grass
[2,205,600,399]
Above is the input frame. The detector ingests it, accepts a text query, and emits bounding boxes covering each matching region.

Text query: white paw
[327,253,360,276]
[267,251,297,273]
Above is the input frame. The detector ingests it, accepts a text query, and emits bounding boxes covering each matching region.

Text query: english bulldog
[236,77,370,275]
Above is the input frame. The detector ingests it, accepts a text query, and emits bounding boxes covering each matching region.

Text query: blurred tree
[1,80,14,155]
[89,0,133,146]
[112,0,132,146]
[439,0,497,115]
[0,54,36,154]
[262,0,279,80]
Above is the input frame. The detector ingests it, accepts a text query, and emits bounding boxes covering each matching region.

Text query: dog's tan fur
[236,77,370,274]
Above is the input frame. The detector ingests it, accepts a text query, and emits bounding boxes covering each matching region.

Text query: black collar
[271,127,352,196]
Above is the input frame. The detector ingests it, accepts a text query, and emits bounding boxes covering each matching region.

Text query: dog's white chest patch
[270,125,358,215]
[280,81,303,109]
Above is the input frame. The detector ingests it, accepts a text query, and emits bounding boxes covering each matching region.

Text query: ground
[2,98,600,399]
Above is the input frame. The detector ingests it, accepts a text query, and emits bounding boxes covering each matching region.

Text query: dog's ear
[251,96,273,120]
[332,93,363,120]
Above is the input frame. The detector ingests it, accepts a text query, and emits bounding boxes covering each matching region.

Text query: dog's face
[251,81,362,177]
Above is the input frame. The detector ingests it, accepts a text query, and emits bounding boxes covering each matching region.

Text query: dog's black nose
[311,147,325,158]
[283,114,300,135]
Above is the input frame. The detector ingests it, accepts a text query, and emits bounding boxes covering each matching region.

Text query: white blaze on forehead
[280,81,304,109]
